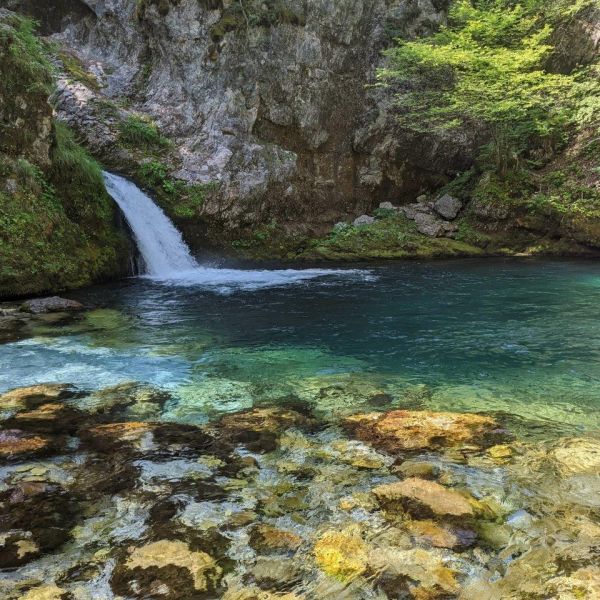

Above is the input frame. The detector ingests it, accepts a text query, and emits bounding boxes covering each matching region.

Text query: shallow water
[2,258,600,432]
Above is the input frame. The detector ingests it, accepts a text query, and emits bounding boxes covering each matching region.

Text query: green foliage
[379,0,599,174]
[119,115,170,151]
[0,127,129,297]
[0,14,53,94]
[138,161,217,218]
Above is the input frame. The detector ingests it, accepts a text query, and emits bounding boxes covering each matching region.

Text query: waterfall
[103,172,198,276]
[103,171,371,292]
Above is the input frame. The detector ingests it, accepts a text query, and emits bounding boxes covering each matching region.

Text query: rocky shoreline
[1,380,599,599]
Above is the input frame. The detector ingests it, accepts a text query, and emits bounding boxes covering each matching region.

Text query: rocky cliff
[3,0,474,247]
[1,0,598,265]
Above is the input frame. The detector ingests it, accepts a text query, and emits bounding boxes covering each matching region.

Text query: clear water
[2,258,600,435]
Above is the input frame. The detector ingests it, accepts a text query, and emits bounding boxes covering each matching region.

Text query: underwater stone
[0,383,80,412]
[217,407,314,453]
[248,556,303,590]
[369,547,459,598]
[0,429,54,461]
[20,297,84,314]
[112,540,222,598]
[343,409,498,453]
[249,523,303,555]
[373,477,475,519]
[313,526,369,581]
[549,437,600,476]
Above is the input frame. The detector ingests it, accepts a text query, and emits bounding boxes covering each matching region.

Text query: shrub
[119,115,170,150]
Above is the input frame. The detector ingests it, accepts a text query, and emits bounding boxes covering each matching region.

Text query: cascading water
[103,172,198,276]
[103,172,369,292]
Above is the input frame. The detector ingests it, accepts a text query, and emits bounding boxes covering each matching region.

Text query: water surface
[2,258,599,434]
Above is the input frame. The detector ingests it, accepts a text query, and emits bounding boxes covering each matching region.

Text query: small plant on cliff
[138,161,217,218]
[119,115,170,151]
[379,0,599,175]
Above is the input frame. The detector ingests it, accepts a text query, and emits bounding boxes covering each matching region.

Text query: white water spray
[103,172,370,292]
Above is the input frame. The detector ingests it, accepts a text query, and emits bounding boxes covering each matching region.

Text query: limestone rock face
[13,0,474,245]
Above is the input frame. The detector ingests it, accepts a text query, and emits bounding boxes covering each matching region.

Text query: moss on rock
[0,14,131,298]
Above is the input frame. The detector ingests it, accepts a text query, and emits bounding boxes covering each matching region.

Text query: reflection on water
[1,258,599,599]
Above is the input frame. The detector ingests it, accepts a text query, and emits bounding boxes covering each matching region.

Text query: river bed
[1,259,599,599]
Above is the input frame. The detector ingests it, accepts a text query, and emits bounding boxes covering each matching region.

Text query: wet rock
[549,437,600,476]
[111,540,222,599]
[487,444,513,461]
[19,585,66,600]
[339,492,379,513]
[313,526,368,581]
[5,403,85,434]
[248,556,302,590]
[353,215,375,227]
[343,409,498,453]
[80,382,170,420]
[80,421,229,459]
[0,481,79,567]
[373,478,475,519]
[20,296,84,314]
[394,459,440,480]
[223,586,303,600]
[249,524,303,555]
[369,547,459,599]
[0,531,40,568]
[0,383,80,412]
[0,429,54,461]
[406,519,476,550]
[217,407,314,453]
[434,194,462,220]
[80,421,156,454]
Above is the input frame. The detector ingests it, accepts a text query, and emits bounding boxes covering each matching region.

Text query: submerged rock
[549,437,600,476]
[248,556,303,590]
[20,296,84,314]
[0,429,54,461]
[0,383,80,413]
[112,540,222,598]
[369,547,459,598]
[343,409,498,453]
[313,526,369,581]
[373,477,475,519]
[406,519,477,550]
[249,523,303,555]
[217,407,314,453]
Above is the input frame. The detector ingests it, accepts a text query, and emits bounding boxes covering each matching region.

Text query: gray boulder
[353,215,376,227]
[414,213,444,237]
[20,297,84,314]
[434,194,463,220]
[378,202,396,210]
